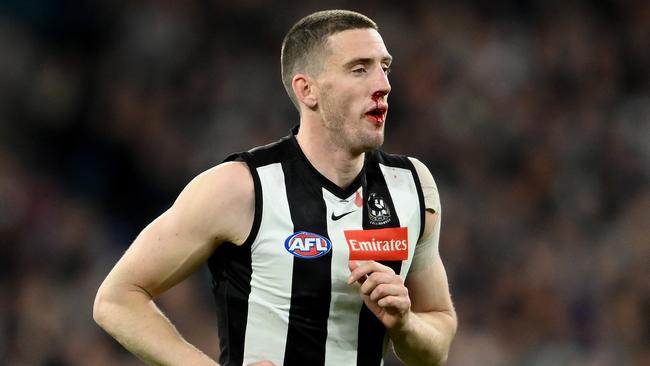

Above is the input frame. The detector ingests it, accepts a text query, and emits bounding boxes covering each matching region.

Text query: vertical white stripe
[322,188,365,366]
[379,163,420,276]
[243,163,294,365]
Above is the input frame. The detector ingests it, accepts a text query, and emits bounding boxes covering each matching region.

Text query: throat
[296,132,364,189]
[313,151,364,189]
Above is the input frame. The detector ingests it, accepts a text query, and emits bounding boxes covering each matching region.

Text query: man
[94,9,457,366]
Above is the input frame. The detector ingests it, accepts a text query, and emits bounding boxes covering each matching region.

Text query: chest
[250,162,421,300]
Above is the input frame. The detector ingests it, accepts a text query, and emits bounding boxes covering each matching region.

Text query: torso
[208,130,425,366]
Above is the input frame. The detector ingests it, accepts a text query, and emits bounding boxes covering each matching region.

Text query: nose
[372,67,391,100]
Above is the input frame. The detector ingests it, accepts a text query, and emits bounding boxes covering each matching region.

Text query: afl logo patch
[284,231,332,259]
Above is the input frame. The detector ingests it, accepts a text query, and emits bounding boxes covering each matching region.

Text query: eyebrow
[342,55,393,69]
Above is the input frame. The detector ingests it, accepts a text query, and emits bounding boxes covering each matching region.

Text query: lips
[365,104,388,124]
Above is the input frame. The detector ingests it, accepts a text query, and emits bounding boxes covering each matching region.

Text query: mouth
[365,106,387,125]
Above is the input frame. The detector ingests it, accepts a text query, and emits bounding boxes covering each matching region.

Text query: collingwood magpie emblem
[367,193,391,225]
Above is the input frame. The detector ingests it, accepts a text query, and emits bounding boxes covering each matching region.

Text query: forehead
[325,28,391,64]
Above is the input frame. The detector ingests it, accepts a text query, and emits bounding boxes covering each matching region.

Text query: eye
[352,66,367,74]
[382,66,392,75]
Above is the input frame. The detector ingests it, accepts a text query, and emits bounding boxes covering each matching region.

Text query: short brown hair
[281,10,378,110]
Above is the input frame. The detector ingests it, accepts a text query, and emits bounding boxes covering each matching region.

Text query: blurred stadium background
[0,1,648,365]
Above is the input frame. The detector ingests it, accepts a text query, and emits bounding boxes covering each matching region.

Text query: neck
[295,120,364,189]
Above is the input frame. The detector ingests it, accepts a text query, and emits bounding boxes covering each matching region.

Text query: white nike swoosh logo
[331,210,356,221]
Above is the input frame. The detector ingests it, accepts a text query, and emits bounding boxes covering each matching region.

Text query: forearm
[389,309,457,366]
[93,285,218,366]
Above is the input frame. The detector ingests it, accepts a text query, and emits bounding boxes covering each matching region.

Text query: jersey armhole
[224,152,263,247]
[405,157,427,241]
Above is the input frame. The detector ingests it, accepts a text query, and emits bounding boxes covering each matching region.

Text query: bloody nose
[372,91,387,101]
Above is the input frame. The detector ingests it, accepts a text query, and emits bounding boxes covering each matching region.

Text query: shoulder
[368,149,413,168]
[369,152,439,195]
[194,160,254,211]
[407,157,441,215]
[235,134,295,168]
[172,161,254,244]
[406,157,438,192]
[185,161,253,199]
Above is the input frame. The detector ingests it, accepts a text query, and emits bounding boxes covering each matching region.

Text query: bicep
[406,211,453,313]
[405,253,453,313]
[101,162,254,298]
[105,208,218,298]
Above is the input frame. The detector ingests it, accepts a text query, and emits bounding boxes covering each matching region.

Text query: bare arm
[93,162,254,366]
[348,211,457,365]
[348,158,456,365]
[389,210,457,365]
[390,157,456,364]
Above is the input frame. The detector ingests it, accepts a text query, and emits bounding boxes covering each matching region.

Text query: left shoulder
[406,157,438,192]
[368,149,414,169]
[371,152,438,191]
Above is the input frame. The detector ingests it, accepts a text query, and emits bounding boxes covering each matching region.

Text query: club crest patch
[367,193,391,225]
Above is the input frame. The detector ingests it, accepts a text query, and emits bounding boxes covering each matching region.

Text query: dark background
[0,1,648,365]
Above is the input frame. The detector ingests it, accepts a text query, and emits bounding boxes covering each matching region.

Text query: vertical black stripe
[208,153,262,366]
[404,158,427,241]
[357,159,403,366]
[282,158,332,366]
[210,242,252,366]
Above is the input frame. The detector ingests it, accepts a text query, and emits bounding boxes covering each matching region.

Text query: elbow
[449,309,459,338]
[428,310,457,365]
[437,351,450,366]
[428,344,450,366]
[93,282,126,331]
[428,345,451,366]
[439,311,458,364]
[93,286,111,329]
[93,281,152,331]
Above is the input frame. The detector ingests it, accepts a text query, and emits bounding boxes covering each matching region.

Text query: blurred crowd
[1,0,648,365]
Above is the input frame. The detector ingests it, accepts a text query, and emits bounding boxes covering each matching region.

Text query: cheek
[319,80,366,125]
[337,88,364,117]
[323,86,355,113]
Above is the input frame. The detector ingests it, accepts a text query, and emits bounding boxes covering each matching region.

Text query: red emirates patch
[344,227,408,261]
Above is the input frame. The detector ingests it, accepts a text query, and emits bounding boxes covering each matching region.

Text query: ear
[292,74,318,109]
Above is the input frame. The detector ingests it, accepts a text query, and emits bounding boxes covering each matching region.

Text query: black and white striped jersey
[208,128,427,366]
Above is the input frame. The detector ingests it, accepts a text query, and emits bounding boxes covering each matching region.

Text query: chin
[359,134,384,152]
[372,133,384,147]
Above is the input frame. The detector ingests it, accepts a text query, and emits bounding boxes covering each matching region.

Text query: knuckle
[365,276,377,287]
[394,274,403,284]
[360,284,372,295]
[375,283,387,296]
[370,291,381,302]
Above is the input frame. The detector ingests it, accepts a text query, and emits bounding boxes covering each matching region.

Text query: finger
[347,260,394,284]
[347,260,368,285]
[358,272,401,295]
[376,295,411,311]
[348,260,360,271]
[367,283,409,302]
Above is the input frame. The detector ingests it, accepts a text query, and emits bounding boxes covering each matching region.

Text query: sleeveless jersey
[208,129,426,366]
